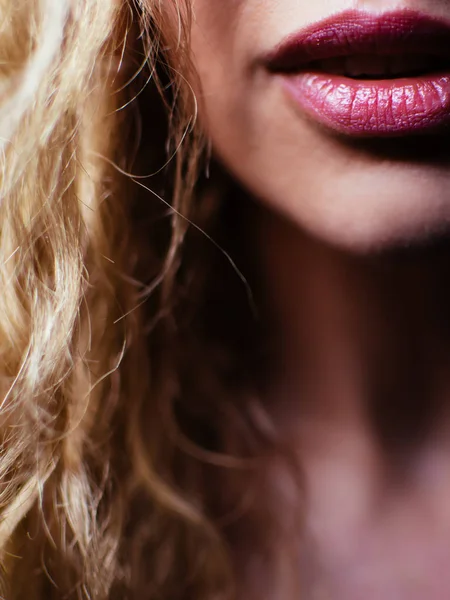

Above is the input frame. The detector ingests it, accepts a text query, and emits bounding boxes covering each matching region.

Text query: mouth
[297,55,449,80]
[265,11,450,137]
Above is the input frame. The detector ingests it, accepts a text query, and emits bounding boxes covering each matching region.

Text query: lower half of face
[188,0,450,252]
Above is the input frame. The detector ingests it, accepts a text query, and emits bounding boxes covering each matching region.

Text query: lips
[265,11,450,136]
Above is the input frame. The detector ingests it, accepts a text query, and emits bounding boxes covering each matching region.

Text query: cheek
[189,1,261,102]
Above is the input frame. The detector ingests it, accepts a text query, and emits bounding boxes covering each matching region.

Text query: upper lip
[264,10,450,73]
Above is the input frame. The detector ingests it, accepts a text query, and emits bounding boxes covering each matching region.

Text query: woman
[2,0,450,598]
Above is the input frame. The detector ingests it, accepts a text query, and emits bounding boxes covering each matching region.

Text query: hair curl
[0,1,302,599]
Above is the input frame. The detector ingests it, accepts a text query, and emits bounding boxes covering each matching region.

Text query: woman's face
[185,1,450,251]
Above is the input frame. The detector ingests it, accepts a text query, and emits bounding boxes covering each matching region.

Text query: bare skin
[257,207,450,599]
[162,0,450,597]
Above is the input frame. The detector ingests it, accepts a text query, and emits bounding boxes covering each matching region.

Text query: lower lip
[281,72,450,136]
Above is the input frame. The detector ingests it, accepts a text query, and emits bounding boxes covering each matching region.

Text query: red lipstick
[265,11,450,137]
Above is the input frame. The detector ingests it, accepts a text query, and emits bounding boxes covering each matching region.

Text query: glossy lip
[264,10,450,137]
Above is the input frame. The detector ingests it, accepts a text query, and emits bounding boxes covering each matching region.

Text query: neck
[256,205,450,464]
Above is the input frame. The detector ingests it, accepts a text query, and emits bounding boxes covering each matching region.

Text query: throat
[256,208,450,456]
[303,476,450,600]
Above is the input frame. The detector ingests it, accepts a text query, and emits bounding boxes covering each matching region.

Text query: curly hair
[0,2,302,598]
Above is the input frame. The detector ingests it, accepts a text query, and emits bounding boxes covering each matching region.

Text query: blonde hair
[0,1,302,598]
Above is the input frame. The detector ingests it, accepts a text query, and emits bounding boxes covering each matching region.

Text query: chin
[207,101,450,256]
[205,98,450,255]
[305,167,450,253]
[314,210,450,255]
[224,144,450,254]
